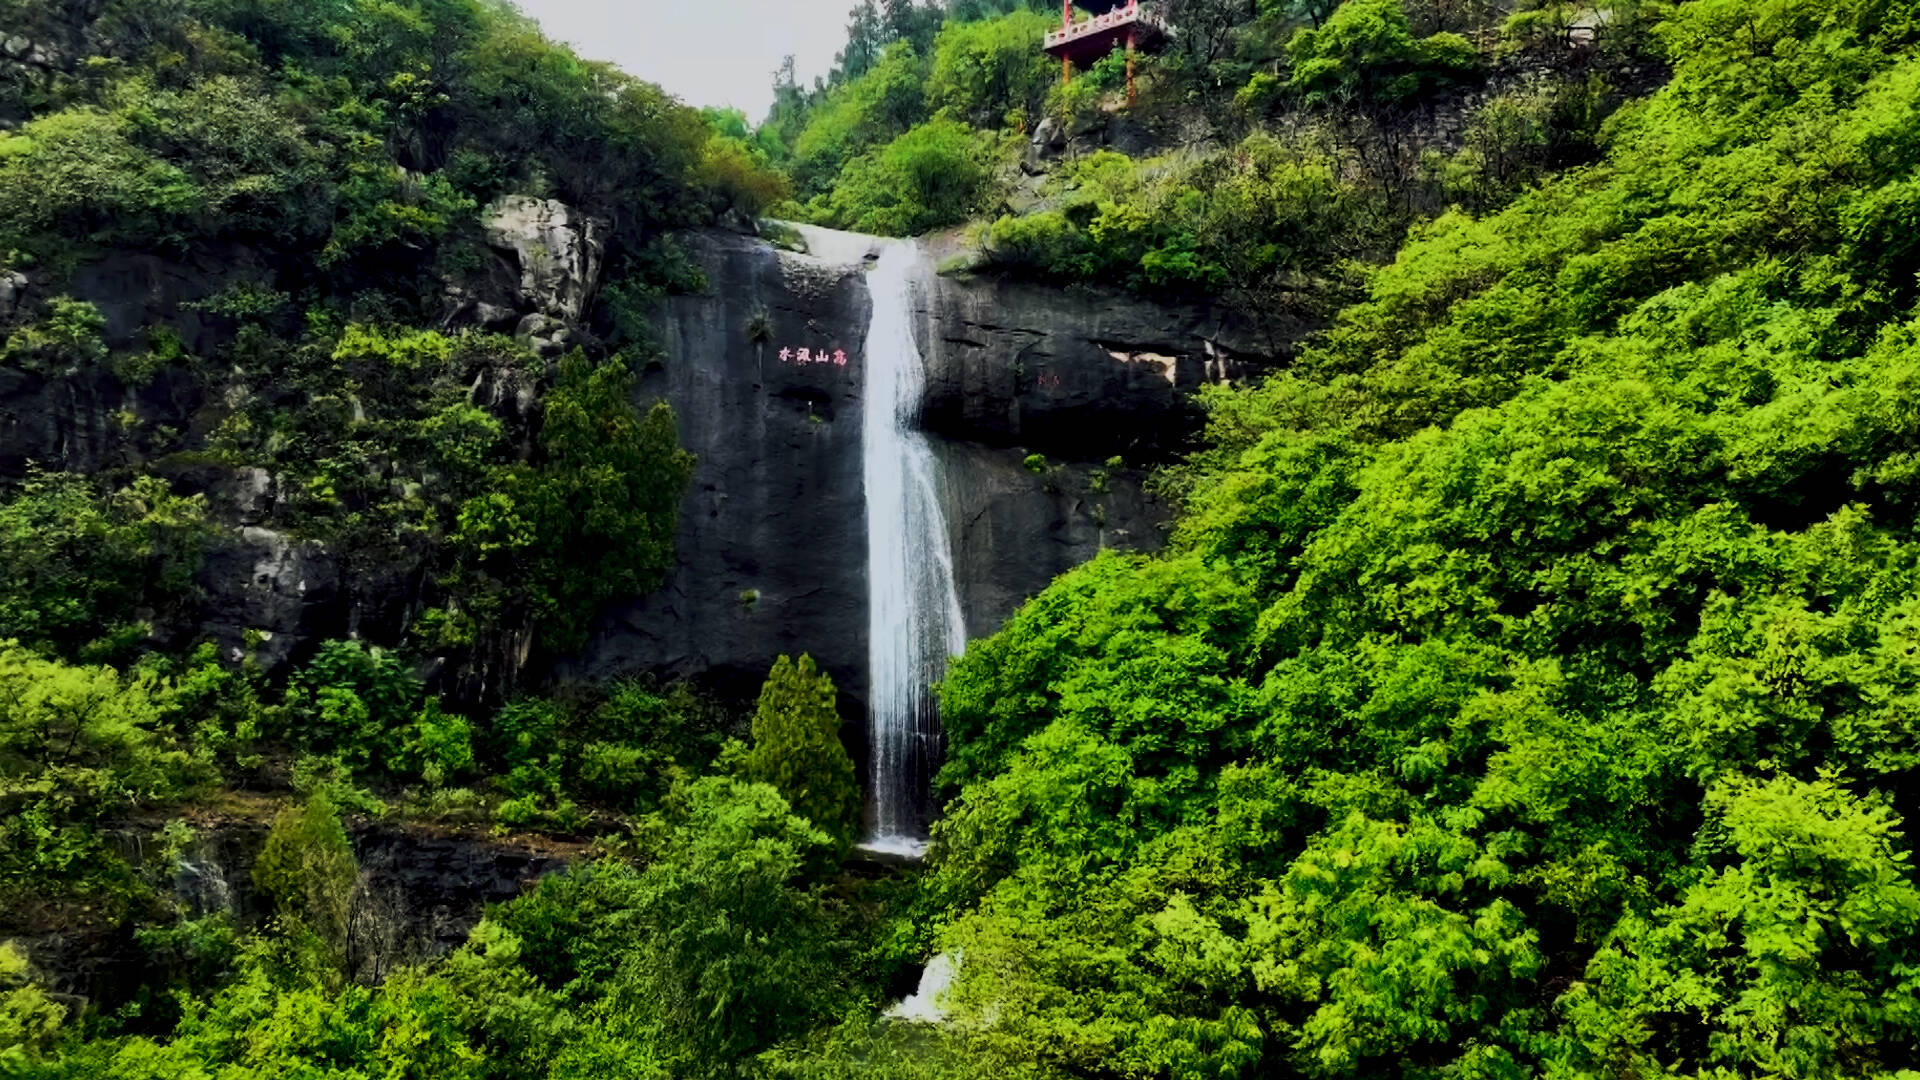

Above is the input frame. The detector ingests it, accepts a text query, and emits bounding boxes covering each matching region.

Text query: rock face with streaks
[0,213,1264,696]
[565,227,1270,711]
[565,229,876,712]
[915,270,1266,459]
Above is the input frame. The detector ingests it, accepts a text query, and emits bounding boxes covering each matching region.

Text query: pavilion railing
[1043,2,1169,50]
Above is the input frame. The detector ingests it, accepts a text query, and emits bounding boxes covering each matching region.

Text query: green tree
[610,777,842,1075]
[1567,776,1920,1078]
[815,118,999,236]
[792,42,931,197]
[925,10,1057,127]
[252,793,360,972]
[445,352,694,665]
[0,943,64,1065]
[747,655,862,851]
[0,472,210,661]
[1287,0,1480,108]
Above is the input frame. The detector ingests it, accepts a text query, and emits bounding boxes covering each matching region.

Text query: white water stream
[795,225,967,858]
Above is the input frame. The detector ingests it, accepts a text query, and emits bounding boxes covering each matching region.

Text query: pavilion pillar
[1126,29,1137,105]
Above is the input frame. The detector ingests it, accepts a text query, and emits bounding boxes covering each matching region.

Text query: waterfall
[884,952,961,1024]
[794,225,967,857]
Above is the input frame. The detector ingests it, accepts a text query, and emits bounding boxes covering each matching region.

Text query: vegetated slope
[760,0,1664,354]
[925,1,1920,1077]
[0,0,781,690]
[0,0,821,1050]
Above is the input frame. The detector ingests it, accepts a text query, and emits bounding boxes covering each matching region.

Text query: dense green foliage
[0,471,210,661]
[746,655,863,852]
[13,1,1920,1079]
[18,779,871,1080]
[0,0,763,684]
[920,1,1920,1076]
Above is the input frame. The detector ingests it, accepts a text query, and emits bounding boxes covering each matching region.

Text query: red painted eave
[1042,6,1169,65]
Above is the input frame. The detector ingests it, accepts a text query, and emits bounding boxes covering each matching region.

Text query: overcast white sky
[510,0,858,120]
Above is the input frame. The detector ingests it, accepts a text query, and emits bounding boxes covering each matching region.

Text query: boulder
[0,270,25,320]
[483,196,607,321]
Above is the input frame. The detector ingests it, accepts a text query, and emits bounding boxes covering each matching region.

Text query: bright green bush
[791,43,932,198]
[282,640,423,769]
[815,118,1003,236]
[925,10,1057,126]
[0,943,64,1065]
[252,793,359,966]
[924,3,1920,1077]
[0,472,210,660]
[1287,0,1481,107]
[0,646,212,909]
[607,777,843,1075]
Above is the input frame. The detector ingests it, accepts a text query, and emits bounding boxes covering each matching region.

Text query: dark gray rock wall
[914,268,1264,460]
[565,230,874,710]
[936,442,1168,641]
[0,222,1224,701]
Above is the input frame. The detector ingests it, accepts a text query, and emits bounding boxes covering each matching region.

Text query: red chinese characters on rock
[778,345,850,367]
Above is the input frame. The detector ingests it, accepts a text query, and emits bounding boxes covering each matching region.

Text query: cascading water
[795,225,967,858]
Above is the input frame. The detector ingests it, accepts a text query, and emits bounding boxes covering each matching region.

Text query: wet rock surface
[565,229,875,716]
[936,441,1169,641]
[2,220,1235,698]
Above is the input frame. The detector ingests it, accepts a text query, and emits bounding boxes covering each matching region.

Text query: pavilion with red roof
[1043,1,1169,101]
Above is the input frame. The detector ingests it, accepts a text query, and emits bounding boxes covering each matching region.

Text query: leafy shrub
[1287,0,1481,108]
[745,655,862,851]
[2,297,107,373]
[814,118,1003,236]
[791,43,932,198]
[0,646,210,908]
[0,471,210,660]
[0,943,63,1064]
[252,793,359,966]
[925,10,1057,127]
[607,777,843,1074]
[282,640,423,770]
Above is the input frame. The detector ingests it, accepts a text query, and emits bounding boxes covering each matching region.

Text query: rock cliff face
[565,229,875,711]
[21,821,573,1006]
[566,226,1263,712]
[0,209,1256,704]
[916,270,1263,459]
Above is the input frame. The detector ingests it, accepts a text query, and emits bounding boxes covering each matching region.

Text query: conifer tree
[745,655,862,852]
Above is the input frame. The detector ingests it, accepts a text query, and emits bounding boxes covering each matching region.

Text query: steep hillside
[921,1,1920,1077]
[6,0,1920,1079]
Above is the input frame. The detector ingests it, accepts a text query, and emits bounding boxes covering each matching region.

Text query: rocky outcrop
[1,213,1235,705]
[483,196,607,323]
[937,443,1168,640]
[194,525,343,673]
[915,268,1266,460]
[566,227,1213,704]
[16,819,574,1005]
[0,270,24,319]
